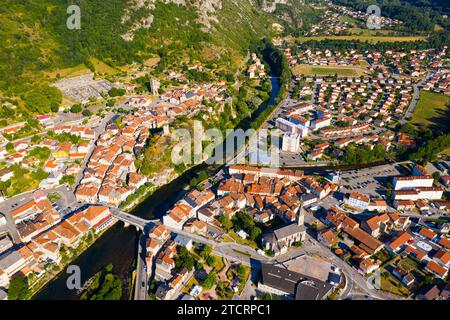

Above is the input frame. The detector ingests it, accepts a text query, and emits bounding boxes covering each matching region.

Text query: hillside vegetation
[0,0,319,115]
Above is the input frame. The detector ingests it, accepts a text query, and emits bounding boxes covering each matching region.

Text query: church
[262,207,306,256]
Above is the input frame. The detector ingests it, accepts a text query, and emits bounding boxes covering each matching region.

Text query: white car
[331,264,340,273]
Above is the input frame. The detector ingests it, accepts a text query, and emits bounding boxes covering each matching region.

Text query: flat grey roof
[0,250,23,270]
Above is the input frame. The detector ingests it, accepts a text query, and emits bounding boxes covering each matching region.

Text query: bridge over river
[107,207,160,232]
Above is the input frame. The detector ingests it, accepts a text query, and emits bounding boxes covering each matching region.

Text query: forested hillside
[333,0,450,32]
[0,0,320,115]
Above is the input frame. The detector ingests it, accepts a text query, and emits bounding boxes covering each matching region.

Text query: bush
[108,87,126,97]
[202,271,217,290]
[7,276,29,300]
[70,104,82,113]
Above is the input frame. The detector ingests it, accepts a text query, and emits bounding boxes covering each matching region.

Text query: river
[34,70,282,299]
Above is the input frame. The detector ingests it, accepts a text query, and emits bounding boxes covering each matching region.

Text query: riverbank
[29,219,119,299]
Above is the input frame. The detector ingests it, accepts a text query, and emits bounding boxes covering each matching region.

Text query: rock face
[121,0,223,41]
[262,0,289,13]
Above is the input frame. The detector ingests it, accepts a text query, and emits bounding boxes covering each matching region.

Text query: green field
[292,64,365,77]
[296,35,426,43]
[412,91,450,130]
[346,28,401,36]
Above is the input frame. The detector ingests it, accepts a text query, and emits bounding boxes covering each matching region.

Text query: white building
[0,250,26,284]
[344,192,370,210]
[394,187,443,201]
[174,234,193,251]
[282,133,300,153]
[275,118,309,137]
[311,117,331,131]
[150,78,160,95]
[393,176,434,190]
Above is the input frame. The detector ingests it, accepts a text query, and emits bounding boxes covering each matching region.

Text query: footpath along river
[34,70,282,300]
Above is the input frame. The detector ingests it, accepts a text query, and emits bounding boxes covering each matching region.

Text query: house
[197,207,216,223]
[418,285,441,300]
[0,250,26,282]
[255,211,272,224]
[361,214,390,237]
[0,168,13,182]
[359,258,380,275]
[155,253,175,281]
[128,172,147,189]
[81,206,113,232]
[174,234,193,251]
[183,219,207,235]
[426,260,448,279]
[441,282,450,300]
[418,227,437,241]
[0,236,13,254]
[344,192,370,210]
[300,193,318,207]
[386,231,413,253]
[394,199,415,210]
[439,237,450,250]
[433,249,450,268]
[318,229,337,248]
[163,201,193,229]
[404,245,428,262]
[344,226,384,255]
[155,283,175,300]
[367,199,388,212]
[392,268,415,287]
[323,208,359,230]
[237,229,249,240]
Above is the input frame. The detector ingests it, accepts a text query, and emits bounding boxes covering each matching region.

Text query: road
[400,72,434,125]
[166,222,404,300]
[108,207,159,231]
[134,234,148,300]
[0,185,78,243]
[74,111,119,187]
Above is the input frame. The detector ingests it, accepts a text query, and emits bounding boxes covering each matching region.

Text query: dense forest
[333,0,450,32]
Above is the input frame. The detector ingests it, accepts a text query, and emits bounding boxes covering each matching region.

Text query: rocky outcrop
[121,0,223,41]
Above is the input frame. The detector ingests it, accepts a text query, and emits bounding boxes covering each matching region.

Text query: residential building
[344,192,370,210]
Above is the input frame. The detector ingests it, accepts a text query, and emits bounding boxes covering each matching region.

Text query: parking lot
[339,163,405,197]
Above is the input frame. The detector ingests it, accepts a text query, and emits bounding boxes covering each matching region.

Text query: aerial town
[0,0,449,305]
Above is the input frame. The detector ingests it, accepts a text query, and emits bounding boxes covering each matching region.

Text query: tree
[217,214,232,231]
[205,255,216,267]
[7,276,29,300]
[82,109,93,116]
[107,99,116,107]
[202,271,217,290]
[249,226,262,241]
[70,104,82,113]
[5,143,14,152]
[60,175,75,186]
[237,264,247,279]
[108,88,126,97]
[432,171,441,184]
[200,245,213,258]
[175,246,195,271]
